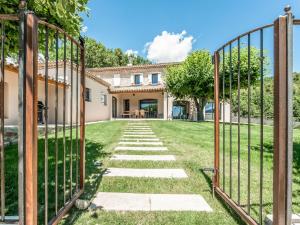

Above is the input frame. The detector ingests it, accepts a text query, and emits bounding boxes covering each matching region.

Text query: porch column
[163,92,172,120]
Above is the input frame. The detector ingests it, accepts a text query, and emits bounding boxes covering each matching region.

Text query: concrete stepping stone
[127,127,151,129]
[104,168,188,178]
[128,123,148,125]
[120,138,160,141]
[92,192,212,212]
[115,146,167,151]
[111,155,176,161]
[125,130,152,132]
[126,127,151,129]
[123,135,156,137]
[118,142,163,146]
[124,132,154,134]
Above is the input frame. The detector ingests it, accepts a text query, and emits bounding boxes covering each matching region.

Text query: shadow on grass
[199,169,246,225]
[3,136,111,225]
[57,138,111,225]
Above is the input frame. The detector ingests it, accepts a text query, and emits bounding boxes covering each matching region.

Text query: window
[124,99,130,111]
[152,73,158,84]
[85,88,91,102]
[134,74,141,85]
[101,94,107,105]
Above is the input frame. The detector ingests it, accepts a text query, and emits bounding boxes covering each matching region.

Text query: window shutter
[158,73,161,83]
[140,74,144,84]
[148,74,152,84]
[131,75,134,85]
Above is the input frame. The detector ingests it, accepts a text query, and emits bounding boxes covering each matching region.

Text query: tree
[0,0,89,54]
[165,47,266,121]
[221,47,269,97]
[165,50,214,120]
[0,0,88,35]
[84,37,150,68]
[231,73,300,121]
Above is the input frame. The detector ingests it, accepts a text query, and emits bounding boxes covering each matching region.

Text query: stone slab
[120,138,160,141]
[124,132,154,134]
[118,142,163,145]
[265,214,300,225]
[92,192,212,212]
[111,154,176,161]
[126,127,151,130]
[104,168,187,178]
[115,146,167,151]
[123,135,156,137]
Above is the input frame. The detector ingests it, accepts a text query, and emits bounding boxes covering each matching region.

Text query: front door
[112,97,117,118]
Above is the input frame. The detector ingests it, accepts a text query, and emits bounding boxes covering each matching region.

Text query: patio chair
[140,109,145,118]
[134,109,139,118]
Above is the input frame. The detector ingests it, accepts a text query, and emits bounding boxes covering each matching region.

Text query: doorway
[112,97,117,118]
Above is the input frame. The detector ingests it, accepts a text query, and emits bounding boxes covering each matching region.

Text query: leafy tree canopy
[231,73,300,121]
[84,37,151,68]
[221,46,269,97]
[165,50,213,120]
[0,0,89,36]
[165,47,266,120]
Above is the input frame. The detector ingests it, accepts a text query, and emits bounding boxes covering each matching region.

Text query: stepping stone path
[93,122,212,213]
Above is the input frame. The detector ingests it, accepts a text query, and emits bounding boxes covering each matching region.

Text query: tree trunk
[193,97,206,121]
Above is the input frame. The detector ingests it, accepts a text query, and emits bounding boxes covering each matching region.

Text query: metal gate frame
[214,7,294,225]
[0,1,86,224]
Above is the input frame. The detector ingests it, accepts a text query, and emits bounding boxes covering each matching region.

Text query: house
[3,61,111,126]
[88,63,195,120]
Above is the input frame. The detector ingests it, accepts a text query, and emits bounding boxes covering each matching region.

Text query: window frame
[85,87,92,102]
[134,74,141,85]
[151,73,159,85]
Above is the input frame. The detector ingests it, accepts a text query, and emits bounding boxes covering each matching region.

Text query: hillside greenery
[231,73,300,121]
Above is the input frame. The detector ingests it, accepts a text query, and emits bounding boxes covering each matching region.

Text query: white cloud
[145,30,194,63]
[81,26,88,33]
[125,49,138,57]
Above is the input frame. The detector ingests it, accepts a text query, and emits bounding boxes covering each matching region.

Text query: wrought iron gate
[0,1,86,224]
[214,7,295,225]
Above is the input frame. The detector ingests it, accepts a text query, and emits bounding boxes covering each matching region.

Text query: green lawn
[60,120,300,225]
[4,120,300,224]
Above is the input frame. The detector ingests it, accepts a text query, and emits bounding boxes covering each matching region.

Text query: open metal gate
[0,1,86,224]
[214,7,296,225]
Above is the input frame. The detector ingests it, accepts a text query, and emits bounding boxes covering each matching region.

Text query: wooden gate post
[18,9,38,225]
[214,51,220,188]
[273,6,293,225]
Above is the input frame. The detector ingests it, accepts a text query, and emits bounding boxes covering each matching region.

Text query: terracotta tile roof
[5,61,111,88]
[5,64,68,87]
[109,84,165,94]
[87,62,180,73]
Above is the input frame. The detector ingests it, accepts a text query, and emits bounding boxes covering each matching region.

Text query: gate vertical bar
[44,25,49,225]
[63,34,66,204]
[79,37,85,190]
[214,51,220,188]
[0,21,5,222]
[273,7,293,225]
[19,11,38,225]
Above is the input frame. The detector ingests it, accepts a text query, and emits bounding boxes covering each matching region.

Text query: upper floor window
[152,73,159,84]
[134,74,141,85]
[85,88,92,102]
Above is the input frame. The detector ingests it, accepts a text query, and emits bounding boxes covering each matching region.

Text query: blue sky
[82,0,300,70]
